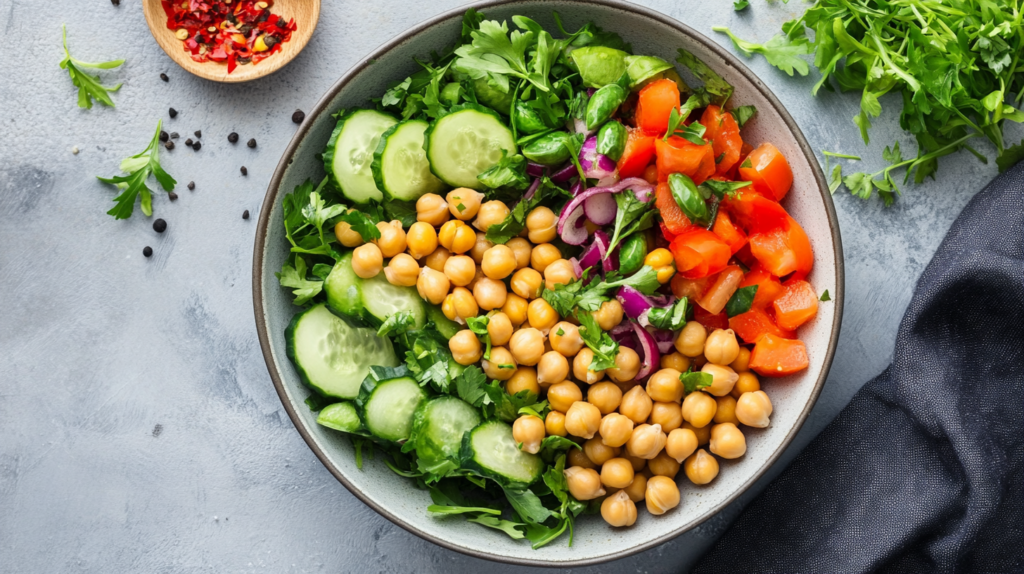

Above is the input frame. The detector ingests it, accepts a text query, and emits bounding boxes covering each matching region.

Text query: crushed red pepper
[161,1,297,74]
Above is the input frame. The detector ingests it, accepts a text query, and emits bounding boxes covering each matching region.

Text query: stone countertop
[0,1,1015,572]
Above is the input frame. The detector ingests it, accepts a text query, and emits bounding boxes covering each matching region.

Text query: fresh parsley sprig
[97,121,176,220]
[60,25,124,109]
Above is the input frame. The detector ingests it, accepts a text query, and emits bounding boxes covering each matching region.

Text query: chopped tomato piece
[701,105,743,175]
[694,305,730,331]
[748,216,813,277]
[729,307,795,344]
[740,269,784,310]
[773,280,819,330]
[655,137,715,185]
[635,79,680,136]
[723,191,789,234]
[617,128,657,179]
[711,210,748,254]
[739,143,794,201]
[669,227,732,279]
[696,265,744,315]
[655,183,691,235]
[749,334,809,377]
[733,243,759,269]
[671,274,712,301]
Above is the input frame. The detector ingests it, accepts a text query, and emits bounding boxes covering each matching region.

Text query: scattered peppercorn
[240,166,248,176]
[228,132,239,143]
[194,130,202,139]
[169,108,178,118]
[243,210,250,220]
[160,73,169,82]
[164,141,175,150]
[192,141,202,151]
[247,138,257,148]
[169,192,179,201]
[187,181,195,190]
[170,132,179,139]
[112,0,120,5]
[153,219,167,233]
[159,131,169,142]
[185,138,194,147]
[143,246,152,257]
[292,109,305,124]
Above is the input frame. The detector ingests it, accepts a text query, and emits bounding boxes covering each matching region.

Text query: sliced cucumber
[361,273,427,330]
[360,376,427,442]
[317,401,362,433]
[324,251,366,324]
[285,303,399,399]
[372,120,445,202]
[461,420,544,487]
[324,109,398,204]
[425,303,461,340]
[425,104,517,190]
[412,396,481,465]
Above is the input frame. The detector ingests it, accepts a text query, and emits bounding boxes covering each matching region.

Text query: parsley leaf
[486,177,566,244]
[478,151,530,191]
[676,49,734,104]
[681,368,713,394]
[96,121,176,219]
[607,190,657,254]
[734,0,749,10]
[577,311,620,371]
[646,298,690,331]
[732,105,757,127]
[820,289,831,302]
[377,311,416,337]
[455,366,490,407]
[59,25,123,108]
[724,285,758,317]
[713,27,811,77]
[276,256,323,306]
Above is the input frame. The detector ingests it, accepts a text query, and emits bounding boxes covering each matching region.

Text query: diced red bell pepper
[739,143,794,201]
[694,305,730,331]
[773,280,819,330]
[696,265,744,315]
[669,227,732,279]
[617,128,657,179]
[711,210,748,254]
[729,307,796,345]
[671,274,712,301]
[701,105,743,175]
[723,190,790,234]
[655,137,715,185]
[635,79,680,136]
[733,243,759,269]
[655,182,692,235]
[740,269,784,310]
[748,215,813,278]
[749,334,809,377]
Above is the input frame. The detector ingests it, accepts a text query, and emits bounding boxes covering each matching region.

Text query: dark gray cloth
[694,163,1024,574]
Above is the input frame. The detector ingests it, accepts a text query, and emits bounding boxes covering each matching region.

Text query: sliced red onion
[650,327,676,354]
[603,249,619,273]
[570,256,584,279]
[526,162,547,178]
[600,177,655,202]
[611,326,638,351]
[610,322,633,337]
[551,162,577,183]
[584,192,617,225]
[631,321,661,380]
[616,286,660,320]
[571,118,595,139]
[578,240,603,271]
[597,174,620,188]
[569,179,584,197]
[523,178,541,201]
[557,203,589,245]
[580,136,618,180]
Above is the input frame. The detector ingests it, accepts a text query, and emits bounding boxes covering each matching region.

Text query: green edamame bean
[514,100,552,134]
[523,132,572,166]
[668,173,709,225]
[618,233,648,275]
[585,84,627,130]
[596,121,627,161]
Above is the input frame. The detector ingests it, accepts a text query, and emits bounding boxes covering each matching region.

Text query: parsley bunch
[60,25,124,109]
[715,0,1024,204]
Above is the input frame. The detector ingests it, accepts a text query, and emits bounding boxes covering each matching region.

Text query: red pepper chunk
[655,183,692,236]
[655,137,715,185]
[635,79,680,136]
[694,305,730,331]
[617,128,657,179]
[729,307,796,345]
[749,334,809,377]
[701,105,744,175]
[773,280,819,330]
[748,216,814,278]
[739,269,784,310]
[669,227,732,279]
[739,143,794,201]
[711,210,747,254]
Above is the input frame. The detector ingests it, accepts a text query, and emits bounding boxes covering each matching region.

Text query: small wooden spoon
[142,0,320,83]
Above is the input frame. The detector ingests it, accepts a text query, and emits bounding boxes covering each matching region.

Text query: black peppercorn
[169,108,178,118]
[185,138,194,147]
[194,130,202,139]
[170,132,179,139]
[164,141,175,150]
[187,181,195,191]
[240,166,248,176]
[292,110,305,124]
[247,138,257,148]
[159,131,169,142]
[228,132,239,143]
[168,192,178,201]
[160,73,169,82]
[143,246,152,257]
[112,0,121,5]
[153,219,167,233]
[242,210,250,220]
[192,141,202,151]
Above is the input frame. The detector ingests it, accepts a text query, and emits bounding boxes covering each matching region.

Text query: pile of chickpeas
[334,187,776,529]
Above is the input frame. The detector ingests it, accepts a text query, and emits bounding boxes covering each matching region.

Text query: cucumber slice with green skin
[425,104,517,190]
[285,303,399,399]
[461,420,545,487]
[323,109,398,204]
[324,252,367,324]
[411,396,481,465]
[360,273,427,330]
[425,303,461,339]
[316,401,362,433]
[372,120,445,202]
[359,376,427,442]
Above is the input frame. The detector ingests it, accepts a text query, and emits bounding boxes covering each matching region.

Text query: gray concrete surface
[1,1,1018,572]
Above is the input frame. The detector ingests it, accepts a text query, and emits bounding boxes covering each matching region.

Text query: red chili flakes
[161,1,297,74]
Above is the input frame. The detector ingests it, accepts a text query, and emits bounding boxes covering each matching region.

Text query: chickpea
[512,415,545,454]
[704,329,740,366]
[470,234,494,264]
[587,382,623,415]
[438,220,476,254]
[684,449,720,485]
[473,278,507,311]
[599,413,634,447]
[646,368,684,403]
[713,395,739,425]
[622,473,648,503]
[416,267,450,305]
[665,428,698,463]
[487,312,513,346]
[564,466,606,501]
[584,436,620,465]
[573,348,606,384]
[509,328,545,366]
[530,243,562,273]
[681,391,717,428]
[506,367,539,397]
[373,220,407,258]
[607,347,641,383]
[620,386,653,424]
[511,268,544,299]
[682,421,711,446]
[406,222,439,259]
[649,401,683,432]
[550,322,584,357]
[466,266,486,291]
[447,188,484,220]
[416,193,450,227]
[544,259,577,291]
[702,363,739,397]
[600,458,635,489]
[645,475,681,515]
[423,246,451,272]
[449,330,482,365]
[473,200,510,232]
[567,447,597,469]
[675,321,707,357]
[545,410,567,437]
[506,237,532,269]
[441,255,475,287]
[537,351,570,386]
[624,453,647,473]
[334,213,364,247]
[692,354,708,369]
[351,243,384,278]
[730,347,752,373]
[601,491,638,527]
[731,371,761,398]
[502,294,529,327]
[710,422,747,459]
[547,381,583,413]
[527,298,559,332]
[736,390,773,428]
[660,352,691,373]
[626,423,667,460]
[442,287,479,323]
[565,401,602,439]
[644,248,677,284]
[525,206,558,244]
[482,346,517,381]
[593,300,624,331]
[648,451,681,478]
[384,253,419,287]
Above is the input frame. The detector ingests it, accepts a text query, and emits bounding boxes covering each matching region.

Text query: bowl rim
[252,0,845,566]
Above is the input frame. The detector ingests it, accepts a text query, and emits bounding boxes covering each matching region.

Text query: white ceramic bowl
[254,0,843,566]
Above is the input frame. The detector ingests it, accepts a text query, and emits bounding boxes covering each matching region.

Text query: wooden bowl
[142,0,320,83]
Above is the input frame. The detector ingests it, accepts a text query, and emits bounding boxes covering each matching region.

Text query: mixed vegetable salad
[277,9,822,547]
